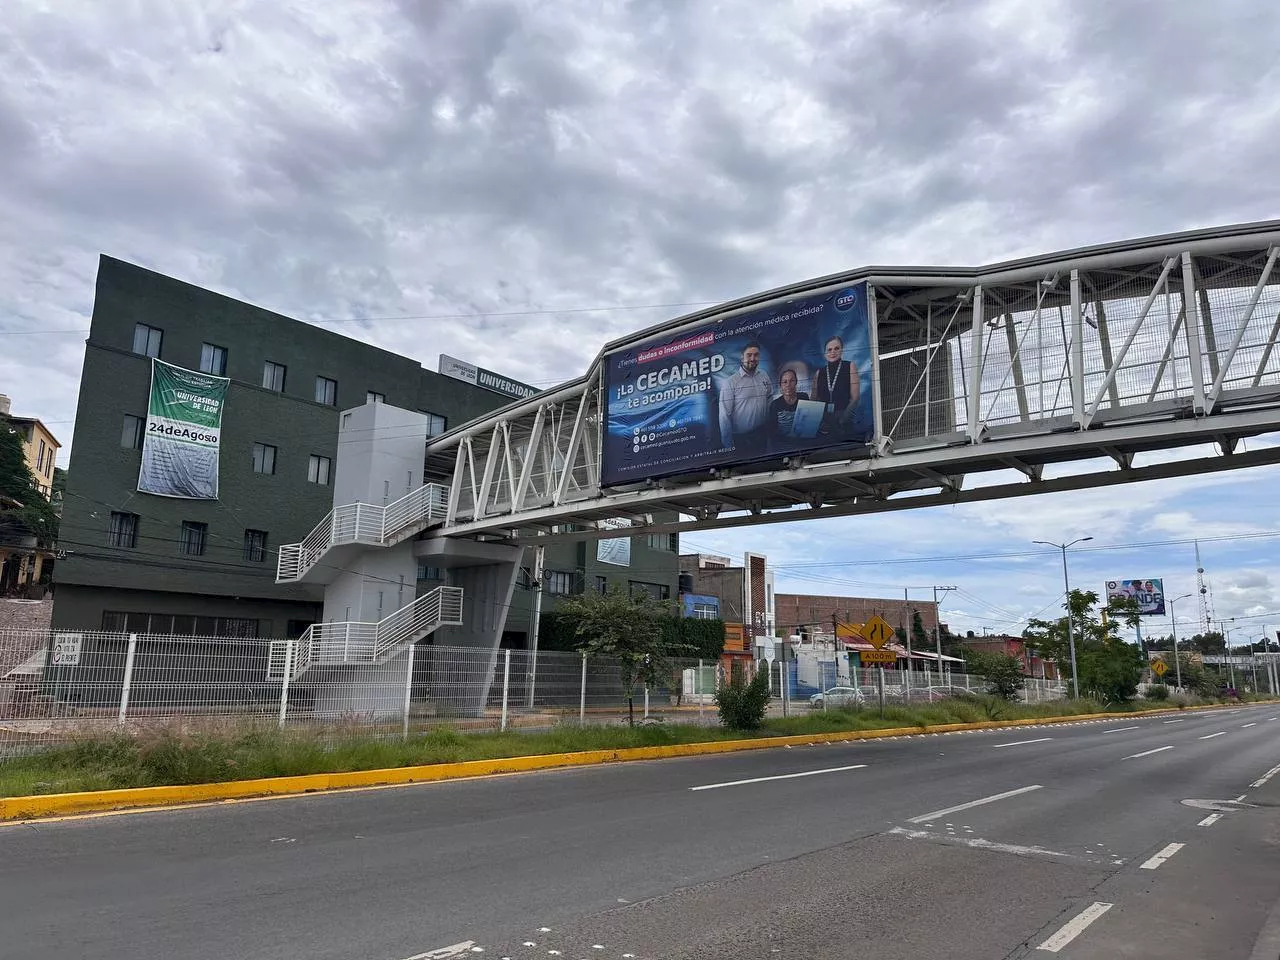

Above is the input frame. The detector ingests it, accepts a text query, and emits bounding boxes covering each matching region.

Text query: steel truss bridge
[411,221,1280,546]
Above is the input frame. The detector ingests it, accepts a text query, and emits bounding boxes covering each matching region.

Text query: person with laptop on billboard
[718,341,773,458]
[812,335,862,437]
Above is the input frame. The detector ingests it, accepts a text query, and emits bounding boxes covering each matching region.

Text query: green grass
[0,694,1259,798]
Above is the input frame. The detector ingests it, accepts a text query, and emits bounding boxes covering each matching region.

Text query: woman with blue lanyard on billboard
[812,335,862,438]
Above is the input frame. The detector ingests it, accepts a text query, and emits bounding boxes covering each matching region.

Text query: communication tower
[1195,540,1215,635]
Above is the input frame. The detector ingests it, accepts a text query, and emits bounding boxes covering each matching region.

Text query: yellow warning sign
[863,614,895,650]
[1152,659,1168,677]
[860,649,897,665]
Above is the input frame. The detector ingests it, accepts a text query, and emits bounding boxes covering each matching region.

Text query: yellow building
[1,394,61,594]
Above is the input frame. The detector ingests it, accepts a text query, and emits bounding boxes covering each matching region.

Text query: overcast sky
[3,0,1280,640]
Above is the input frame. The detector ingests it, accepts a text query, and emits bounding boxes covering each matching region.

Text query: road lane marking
[1036,902,1114,953]
[1198,814,1222,827]
[1123,745,1174,760]
[1163,719,1185,724]
[993,738,1053,749]
[1199,732,1226,740]
[689,764,867,791]
[1251,763,1280,788]
[1140,842,1185,870]
[1102,725,1141,733]
[1242,722,1258,728]
[907,784,1042,824]
[888,827,1081,862]
[404,942,479,959]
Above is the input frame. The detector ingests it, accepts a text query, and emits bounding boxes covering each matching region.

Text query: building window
[424,412,447,437]
[252,442,277,475]
[36,439,46,473]
[199,342,227,376]
[108,511,139,548]
[545,571,575,596]
[262,361,287,392]
[120,415,145,450]
[307,454,331,485]
[692,602,718,620]
[629,581,671,602]
[132,323,163,358]
[367,391,385,404]
[243,528,268,563]
[646,533,678,552]
[179,521,208,556]
[315,376,338,406]
[417,564,445,582]
[595,576,608,594]
[102,611,260,638]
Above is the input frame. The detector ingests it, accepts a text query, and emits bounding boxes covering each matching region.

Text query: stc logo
[834,287,859,312]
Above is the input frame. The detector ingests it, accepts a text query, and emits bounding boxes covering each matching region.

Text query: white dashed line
[1251,763,1280,788]
[1198,814,1222,827]
[889,827,1082,862]
[403,942,479,960]
[1163,719,1185,724]
[993,738,1054,749]
[1036,902,1114,952]
[1123,745,1174,760]
[1242,722,1258,728]
[1140,842,1185,870]
[1199,732,1227,740]
[907,785,1042,824]
[689,764,867,791]
[1102,725,1141,733]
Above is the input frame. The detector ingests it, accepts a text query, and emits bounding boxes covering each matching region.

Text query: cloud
[4,0,1280,636]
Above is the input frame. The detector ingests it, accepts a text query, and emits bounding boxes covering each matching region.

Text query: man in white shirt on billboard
[718,341,773,458]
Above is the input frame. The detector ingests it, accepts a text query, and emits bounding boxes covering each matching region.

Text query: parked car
[809,685,867,709]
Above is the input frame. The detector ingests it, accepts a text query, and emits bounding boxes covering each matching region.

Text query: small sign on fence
[52,634,83,666]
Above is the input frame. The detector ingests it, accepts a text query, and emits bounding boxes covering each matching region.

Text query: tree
[1024,590,1145,702]
[963,650,1025,700]
[0,418,58,550]
[1188,631,1226,655]
[911,610,929,649]
[554,584,687,726]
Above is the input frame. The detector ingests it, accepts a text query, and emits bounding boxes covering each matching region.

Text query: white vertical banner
[596,518,632,566]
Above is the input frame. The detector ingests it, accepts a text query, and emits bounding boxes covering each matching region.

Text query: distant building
[679,553,774,666]
[773,592,939,641]
[0,394,60,594]
[962,635,1059,679]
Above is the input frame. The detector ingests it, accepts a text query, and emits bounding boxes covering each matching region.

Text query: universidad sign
[138,359,229,499]
[600,284,875,485]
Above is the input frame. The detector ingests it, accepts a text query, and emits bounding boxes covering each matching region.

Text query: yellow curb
[1,700,1271,822]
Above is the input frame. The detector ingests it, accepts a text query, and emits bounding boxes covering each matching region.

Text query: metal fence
[0,627,1067,759]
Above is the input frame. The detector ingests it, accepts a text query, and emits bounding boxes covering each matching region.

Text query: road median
[2,698,1266,822]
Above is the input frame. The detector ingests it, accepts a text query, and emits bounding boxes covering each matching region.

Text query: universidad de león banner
[601,283,874,486]
[137,359,229,499]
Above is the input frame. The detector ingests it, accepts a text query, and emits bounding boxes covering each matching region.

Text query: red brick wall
[774,594,938,637]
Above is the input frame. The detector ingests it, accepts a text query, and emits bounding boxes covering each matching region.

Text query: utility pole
[933,585,957,686]
[1034,537,1093,700]
[1166,593,1192,691]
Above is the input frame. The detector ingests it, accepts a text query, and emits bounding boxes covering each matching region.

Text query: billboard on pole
[138,359,228,499]
[1105,578,1166,616]
[600,284,874,486]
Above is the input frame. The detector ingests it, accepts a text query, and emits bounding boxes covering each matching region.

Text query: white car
[810,685,867,709]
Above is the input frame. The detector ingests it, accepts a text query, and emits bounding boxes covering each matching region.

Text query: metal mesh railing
[0,626,1072,759]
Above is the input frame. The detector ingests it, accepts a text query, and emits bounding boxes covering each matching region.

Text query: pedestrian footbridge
[276,221,1280,713]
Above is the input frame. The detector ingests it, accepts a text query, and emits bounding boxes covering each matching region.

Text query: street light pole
[1033,537,1093,700]
[1167,593,1192,691]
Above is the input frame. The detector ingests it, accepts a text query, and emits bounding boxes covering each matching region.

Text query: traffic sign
[1152,659,1168,677]
[863,614,895,649]
[52,633,83,667]
[860,649,897,665]
[836,622,864,640]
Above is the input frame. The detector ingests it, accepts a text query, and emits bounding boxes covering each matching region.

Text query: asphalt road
[3,703,1280,960]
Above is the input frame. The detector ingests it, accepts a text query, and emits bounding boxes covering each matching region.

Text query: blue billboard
[601,284,874,485]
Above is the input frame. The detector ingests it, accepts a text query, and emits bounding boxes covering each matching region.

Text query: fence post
[402,641,417,739]
[278,637,294,729]
[644,685,650,719]
[501,648,512,732]
[118,632,139,723]
[578,652,587,726]
[697,659,704,724]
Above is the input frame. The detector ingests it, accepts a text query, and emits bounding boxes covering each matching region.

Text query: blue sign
[601,284,874,485]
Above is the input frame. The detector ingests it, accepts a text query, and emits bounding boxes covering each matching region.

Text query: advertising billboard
[600,284,874,485]
[138,359,229,499]
[1105,579,1166,616]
